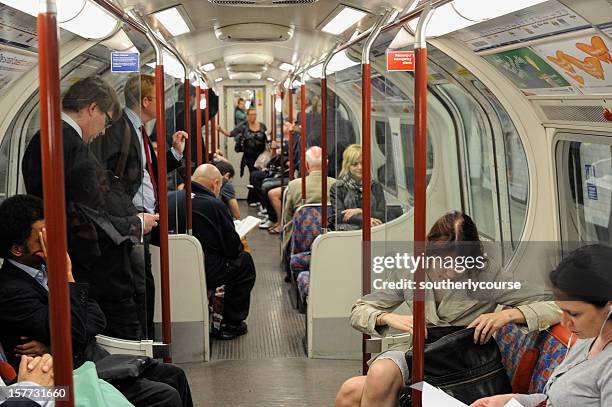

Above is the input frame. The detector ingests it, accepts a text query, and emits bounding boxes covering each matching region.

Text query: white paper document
[234,216,261,239]
[410,382,524,407]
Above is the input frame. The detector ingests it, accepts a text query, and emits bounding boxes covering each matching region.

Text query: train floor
[180,202,361,406]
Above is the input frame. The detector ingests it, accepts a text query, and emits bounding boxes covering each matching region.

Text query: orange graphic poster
[531,33,612,94]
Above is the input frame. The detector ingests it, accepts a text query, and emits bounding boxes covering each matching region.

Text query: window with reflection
[558,138,612,247]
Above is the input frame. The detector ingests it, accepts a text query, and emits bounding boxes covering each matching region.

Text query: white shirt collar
[61,112,83,139]
[124,107,144,130]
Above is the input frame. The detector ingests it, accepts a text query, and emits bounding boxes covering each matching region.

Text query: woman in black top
[220,107,268,178]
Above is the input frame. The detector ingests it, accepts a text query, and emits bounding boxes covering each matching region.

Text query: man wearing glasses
[92,73,187,340]
[22,76,158,341]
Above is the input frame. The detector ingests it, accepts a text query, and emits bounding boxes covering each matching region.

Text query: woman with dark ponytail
[472,244,612,406]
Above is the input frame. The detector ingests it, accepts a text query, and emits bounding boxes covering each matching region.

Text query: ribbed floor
[180,202,362,406]
[210,203,306,360]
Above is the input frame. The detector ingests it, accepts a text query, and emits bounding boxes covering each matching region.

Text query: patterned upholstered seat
[0,342,17,382]
[297,271,310,300]
[495,323,573,394]
[289,206,328,276]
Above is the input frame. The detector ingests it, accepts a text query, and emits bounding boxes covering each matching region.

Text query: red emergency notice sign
[387,51,415,71]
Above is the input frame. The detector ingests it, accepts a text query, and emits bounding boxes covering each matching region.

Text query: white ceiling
[116,0,410,82]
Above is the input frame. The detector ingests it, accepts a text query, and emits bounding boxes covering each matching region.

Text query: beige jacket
[282,171,336,250]
[350,262,561,353]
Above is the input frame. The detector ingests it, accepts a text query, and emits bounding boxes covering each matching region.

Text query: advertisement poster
[483,47,575,95]
[450,1,589,52]
[0,45,36,97]
[531,33,612,94]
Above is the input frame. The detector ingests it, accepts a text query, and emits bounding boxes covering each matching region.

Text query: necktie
[36,265,48,291]
[141,126,158,203]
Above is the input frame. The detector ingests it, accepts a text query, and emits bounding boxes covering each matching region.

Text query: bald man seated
[191,164,257,340]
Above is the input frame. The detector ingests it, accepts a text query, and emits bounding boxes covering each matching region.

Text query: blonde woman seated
[471,244,612,407]
[335,211,561,407]
[330,144,386,231]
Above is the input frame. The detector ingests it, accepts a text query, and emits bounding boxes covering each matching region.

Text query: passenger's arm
[350,289,407,337]
[227,198,241,220]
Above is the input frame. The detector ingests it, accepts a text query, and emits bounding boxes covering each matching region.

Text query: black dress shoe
[210,321,247,340]
[224,321,247,336]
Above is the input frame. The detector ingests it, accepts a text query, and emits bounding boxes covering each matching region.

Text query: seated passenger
[470,244,612,407]
[0,195,193,407]
[191,165,257,340]
[329,144,386,231]
[1,354,53,406]
[214,160,240,220]
[280,146,336,246]
[21,76,157,340]
[335,211,561,407]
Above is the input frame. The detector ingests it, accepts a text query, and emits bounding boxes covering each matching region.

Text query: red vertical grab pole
[216,110,220,151]
[300,82,306,203]
[211,106,217,158]
[321,75,328,231]
[184,79,193,233]
[271,94,275,153]
[411,45,428,407]
[155,65,172,362]
[279,91,284,187]
[37,4,74,405]
[361,62,373,374]
[288,87,294,180]
[196,84,203,166]
[204,88,210,163]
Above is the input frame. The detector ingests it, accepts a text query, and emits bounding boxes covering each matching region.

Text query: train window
[439,82,498,240]
[473,81,528,246]
[557,137,612,247]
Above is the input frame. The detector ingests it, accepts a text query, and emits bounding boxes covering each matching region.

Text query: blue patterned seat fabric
[290,206,328,276]
[297,271,310,300]
[495,322,571,394]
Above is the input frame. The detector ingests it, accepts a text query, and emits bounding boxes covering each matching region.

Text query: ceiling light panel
[321,6,368,35]
[153,7,190,37]
[202,63,216,71]
[279,62,294,71]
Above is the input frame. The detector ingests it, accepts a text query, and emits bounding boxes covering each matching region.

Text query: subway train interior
[0,0,611,406]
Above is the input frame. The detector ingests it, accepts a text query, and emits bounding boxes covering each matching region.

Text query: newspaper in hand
[234,216,261,239]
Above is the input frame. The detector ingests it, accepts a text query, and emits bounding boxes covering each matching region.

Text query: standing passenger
[219,107,268,205]
[91,73,187,339]
[21,76,156,340]
[234,97,246,127]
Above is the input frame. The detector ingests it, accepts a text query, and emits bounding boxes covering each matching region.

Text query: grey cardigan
[514,338,611,407]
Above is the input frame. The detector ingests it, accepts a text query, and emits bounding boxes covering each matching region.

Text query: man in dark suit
[90,74,187,340]
[22,76,158,341]
[190,164,256,340]
[0,195,193,406]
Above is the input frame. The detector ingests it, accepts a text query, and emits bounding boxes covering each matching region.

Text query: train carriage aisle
[182,203,360,406]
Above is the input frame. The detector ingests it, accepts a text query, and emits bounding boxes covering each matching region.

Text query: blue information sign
[111,52,140,73]
[585,164,599,200]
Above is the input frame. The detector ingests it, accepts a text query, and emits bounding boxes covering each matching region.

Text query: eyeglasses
[104,111,113,129]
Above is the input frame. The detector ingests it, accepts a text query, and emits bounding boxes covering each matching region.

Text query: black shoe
[225,321,248,336]
[210,321,247,340]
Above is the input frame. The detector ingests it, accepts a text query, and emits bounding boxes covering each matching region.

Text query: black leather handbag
[400,326,512,406]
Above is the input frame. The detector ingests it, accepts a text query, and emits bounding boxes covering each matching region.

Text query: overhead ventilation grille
[209,0,317,5]
[540,105,611,124]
